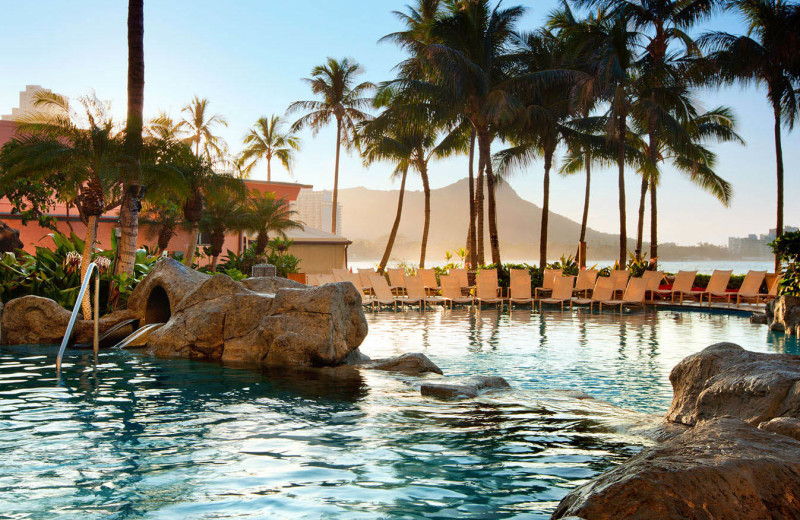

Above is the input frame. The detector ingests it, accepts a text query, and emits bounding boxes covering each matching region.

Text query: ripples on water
[0,308,796,519]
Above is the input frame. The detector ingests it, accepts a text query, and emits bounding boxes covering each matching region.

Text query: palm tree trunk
[466,130,477,269]
[379,167,408,274]
[649,179,658,265]
[80,215,98,319]
[185,221,199,267]
[478,130,501,268]
[267,157,272,182]
[617,116,627,268]
[255,231,269,256]
[157,224,174,252]
[331,118,342,235]
[635,174,648,261]
[578,152,591,268]
[476,149,485,266]
[540,151,552,270]
[419,162,431,269]
[773,104,784,272]
[116,0,145,277]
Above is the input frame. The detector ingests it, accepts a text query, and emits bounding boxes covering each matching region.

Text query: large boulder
[766,295,800,335]
[145,273,368,368]
[127,257,209,325]
[666,342,800,427]
[1,295,134,345]
[552,417,800,520]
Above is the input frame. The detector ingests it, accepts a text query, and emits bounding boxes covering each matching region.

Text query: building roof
[285,227,351,245]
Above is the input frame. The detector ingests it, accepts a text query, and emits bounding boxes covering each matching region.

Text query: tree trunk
[466,129,477,269]
[210,229,225,272]
[579,152,590,243]
[617,115,628,268]
[157,224,174,252]
[477,130,501,268]
[116,0,145,277]
[185,221,200,267]
[773,104,784,272]
[80,215,98,319]
[635,174,648,261]
[419,162,431,268]
[476,147,485,266]
[267,156,272,182]
[331,118,342,235]
[540,151,552,270]
[378,167,408,274]
[649,179,658,265]
[255,230,269,256]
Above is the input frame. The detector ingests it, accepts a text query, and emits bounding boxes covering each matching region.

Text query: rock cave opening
[145,286,171,324]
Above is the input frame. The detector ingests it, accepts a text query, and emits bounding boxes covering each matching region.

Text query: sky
[0,0,797,246]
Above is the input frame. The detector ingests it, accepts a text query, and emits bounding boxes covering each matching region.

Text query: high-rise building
[2,85,64,121]
[728,226,798,258]
[292,188,343,236]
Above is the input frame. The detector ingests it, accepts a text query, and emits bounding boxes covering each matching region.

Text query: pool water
[1,308,796,519]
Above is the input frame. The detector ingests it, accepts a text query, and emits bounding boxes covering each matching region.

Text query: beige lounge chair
[357,268,376,295]
[317,274,336,285]
[652,271,697,303]
[404,275,443,308]
[572,269,598,297]
[332,268,350,282]
[306,274,320,286]
[535,268,563,299]
[368,275,399,310]
[698,269,736,306]
[441,275,473,308]
[386,268,406,295]
[449,268,471,293]
[600,277,649,311]
[608,270,629,298]
[733,270,768,307]
[642,271,666,302]
[476,271,503,308]
[572,276,615,310]
[508,269,534,306]
[538,276,576,310]
[418,268,441,295]
[339,272,370,305]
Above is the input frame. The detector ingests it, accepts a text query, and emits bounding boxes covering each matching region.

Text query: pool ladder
[56,262,100,375]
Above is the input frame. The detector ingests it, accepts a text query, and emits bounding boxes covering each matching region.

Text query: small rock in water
[421,376,510,400]
[360,353,443,375]
[749,312,767,325]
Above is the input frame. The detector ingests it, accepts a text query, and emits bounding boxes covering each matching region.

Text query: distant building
[728,226,798,258]
[2,85,64,121]
[292,188,343,236]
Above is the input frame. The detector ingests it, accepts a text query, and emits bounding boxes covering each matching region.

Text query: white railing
[56,262,100,375]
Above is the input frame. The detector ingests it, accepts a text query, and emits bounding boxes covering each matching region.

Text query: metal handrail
[56,262,100,374]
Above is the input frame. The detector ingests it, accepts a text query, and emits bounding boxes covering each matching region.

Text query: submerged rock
[749,312,767,325]
[358,352,443,375]
[552,418,800,520]
[766,295,800,335]
[421,376,510,399]
[666,342,800,427]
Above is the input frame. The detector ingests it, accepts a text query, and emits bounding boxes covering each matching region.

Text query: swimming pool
[1,308,796,519]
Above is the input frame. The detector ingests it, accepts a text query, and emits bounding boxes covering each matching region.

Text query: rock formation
[421,376,510,399]
[0,220,23,253]
[552,418,800,520]
[766,295,800,335]
[552,342,800,519]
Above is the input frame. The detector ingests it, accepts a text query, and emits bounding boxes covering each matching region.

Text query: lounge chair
[599,277,649,311]
[534,268,563,299]
[418,268,441,295]
[652,271,697,303]
[608,270,629,298]
[404,275,443,309]
[538,276,576,310]
[440,275,473,308]
[572,276,615,310]
[508,269,534,306]
[386,268,406,295]
[476,271,503,308]
[642,271,666,302]
[698,269,737,306]
[764,275,782,303]
[317,274,336,285]
[572,269,598,297]
[357,268,376,296]
[339,272,370,305]
[306,274,320,286]
[332,268,350,282]
[368,275,399,310]
[449,268,471,293]
[733,270,768,307]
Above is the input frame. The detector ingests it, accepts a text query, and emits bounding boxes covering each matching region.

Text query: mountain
[338,178,622,263]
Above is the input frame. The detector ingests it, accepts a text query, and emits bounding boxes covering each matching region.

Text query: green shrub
[769,231,800,297]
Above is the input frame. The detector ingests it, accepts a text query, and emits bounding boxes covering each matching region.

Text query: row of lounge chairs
[306,268,780,311]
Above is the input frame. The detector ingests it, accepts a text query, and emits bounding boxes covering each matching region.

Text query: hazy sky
[1,0,797,246]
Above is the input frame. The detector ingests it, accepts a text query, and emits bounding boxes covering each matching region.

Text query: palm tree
[288,58,376,234]
[239,116,300,180]
[117,0,145,277]
[700,0,799,270]
[179,96,228,160]
[141,199,182,252]
[7,93,124,318]
[361,108,465,269]
[247,191,303,255]
[201,186,250,271]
